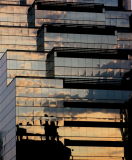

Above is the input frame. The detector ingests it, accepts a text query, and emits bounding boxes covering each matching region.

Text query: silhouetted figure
[16,125,26,141]
[41,114,59,141]
[50,121,58,141]
[40,118,42,126]
[44,121,50,141]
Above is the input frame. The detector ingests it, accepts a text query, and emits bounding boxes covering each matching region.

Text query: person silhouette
[44,120,50,141]
[50,121,58,141]
[16,125,26,141]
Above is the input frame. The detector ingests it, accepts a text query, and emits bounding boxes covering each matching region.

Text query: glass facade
[43,32,117,50]
[6,50,47,84]
[46,49,132,79]
[0,0,131,160]
[34,10,131,28]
